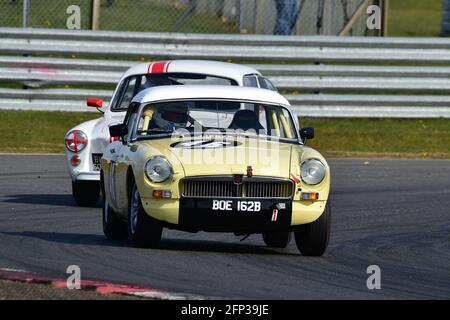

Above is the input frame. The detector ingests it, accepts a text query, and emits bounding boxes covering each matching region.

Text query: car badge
[247,166,253,177]
[233,174,244,185]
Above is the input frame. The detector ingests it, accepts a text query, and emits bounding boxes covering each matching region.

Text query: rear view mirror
[87,98,103,109]
[300,127,314,142]
[109,124,128,139]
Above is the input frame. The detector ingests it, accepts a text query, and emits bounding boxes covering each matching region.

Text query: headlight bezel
[65,130,88,153]
[300,158,327,185]
[144,156,174,183]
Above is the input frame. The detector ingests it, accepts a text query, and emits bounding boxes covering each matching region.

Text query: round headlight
[65,130,88,153]
[145,156,173,183]
[300,159,326,185]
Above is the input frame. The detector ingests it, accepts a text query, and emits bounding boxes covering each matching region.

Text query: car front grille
[180,177,294,199]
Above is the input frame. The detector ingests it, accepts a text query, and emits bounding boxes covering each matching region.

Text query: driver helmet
[152,104,189,131]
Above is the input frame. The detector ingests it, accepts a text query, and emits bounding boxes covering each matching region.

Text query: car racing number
[212,200,261,212]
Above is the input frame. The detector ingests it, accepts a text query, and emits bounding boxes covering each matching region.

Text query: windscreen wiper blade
[138,129,174,134]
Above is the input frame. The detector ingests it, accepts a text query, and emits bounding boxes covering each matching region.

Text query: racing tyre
[262,231,291,248]
[102,196,128,240]
[294,201,331,256]
[128,182,163,248]
[72,180,100,207]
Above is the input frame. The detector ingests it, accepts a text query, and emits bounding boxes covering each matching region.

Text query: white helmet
[152,104,189,131]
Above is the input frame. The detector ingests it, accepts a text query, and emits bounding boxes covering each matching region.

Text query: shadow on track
[2,231,296,255]
[3,194,101,208]
[2,231,126,248]
[158,238,297,255]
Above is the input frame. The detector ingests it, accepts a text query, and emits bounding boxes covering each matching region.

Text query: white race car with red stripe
[65,60,277,206]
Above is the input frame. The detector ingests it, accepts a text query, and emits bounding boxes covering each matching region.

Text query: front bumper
[141,197,327,233]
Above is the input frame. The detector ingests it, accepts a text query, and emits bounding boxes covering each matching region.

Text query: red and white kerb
[147,61,171,74]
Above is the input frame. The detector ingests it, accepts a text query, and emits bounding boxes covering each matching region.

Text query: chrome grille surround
[180,176,294,199]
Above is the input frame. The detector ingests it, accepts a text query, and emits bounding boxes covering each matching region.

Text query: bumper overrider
[140,175,328,233]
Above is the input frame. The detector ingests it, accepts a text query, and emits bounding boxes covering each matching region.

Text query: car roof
[122,60,261,83]
[132,85,290,106]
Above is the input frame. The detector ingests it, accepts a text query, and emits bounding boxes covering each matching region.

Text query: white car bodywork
[65,60,276,205]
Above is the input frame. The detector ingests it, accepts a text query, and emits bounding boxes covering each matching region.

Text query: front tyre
[72,180,100,207]
[294,201,331,256]
[128,182,163,248]
[262,231,291,248]
[102,196,128,240]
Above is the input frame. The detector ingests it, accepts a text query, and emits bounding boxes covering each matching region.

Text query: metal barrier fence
[1,27,450,118]
[2,28,450,63]
[1,0,379,35]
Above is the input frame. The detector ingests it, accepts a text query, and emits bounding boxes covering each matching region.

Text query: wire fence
[0,0,380,35]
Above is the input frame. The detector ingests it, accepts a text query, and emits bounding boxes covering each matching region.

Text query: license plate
[92,153,102,171]
[212,200,261,212]
[179,198,292,231]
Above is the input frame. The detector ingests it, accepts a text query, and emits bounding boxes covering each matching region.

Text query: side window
[109,79,126,110]
[119,77,137,110]
[122,102,140,142]
[243,75,258,88]
[258,76,277,91]
[113,76,139,111]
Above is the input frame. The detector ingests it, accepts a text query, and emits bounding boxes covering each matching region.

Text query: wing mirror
[109,124,128,141]
[87,98,103,109]
[300,127,314,143]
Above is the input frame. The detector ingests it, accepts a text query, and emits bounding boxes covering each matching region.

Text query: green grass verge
[0,110,99,153]
[1,110,449,158]
[388,0,442,37]
[302,117,450,159]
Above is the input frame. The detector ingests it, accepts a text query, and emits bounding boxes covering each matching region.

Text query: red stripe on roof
[164,61,171,72]
[147,62,153,74]
[151,61,168,74]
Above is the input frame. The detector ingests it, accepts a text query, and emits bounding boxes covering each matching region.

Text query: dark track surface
[0,155,449,299]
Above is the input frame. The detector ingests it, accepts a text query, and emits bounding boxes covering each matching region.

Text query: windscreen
[112,73,237,111]
[135,100,297,141]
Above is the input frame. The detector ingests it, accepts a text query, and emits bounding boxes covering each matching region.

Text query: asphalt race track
[0,154,449,299]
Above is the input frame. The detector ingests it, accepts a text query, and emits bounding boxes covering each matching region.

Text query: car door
[108,102,141,217]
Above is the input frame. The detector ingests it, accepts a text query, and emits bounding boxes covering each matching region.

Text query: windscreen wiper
[138,129,174,134]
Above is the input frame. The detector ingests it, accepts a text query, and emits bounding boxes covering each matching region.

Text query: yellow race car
[100,85,331,256]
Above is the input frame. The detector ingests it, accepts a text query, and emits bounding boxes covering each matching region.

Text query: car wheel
[102,195,128,240]
[72,180,100,207]
[262,231,291,248]
[294,201,331,256]
[128,182,163,248]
